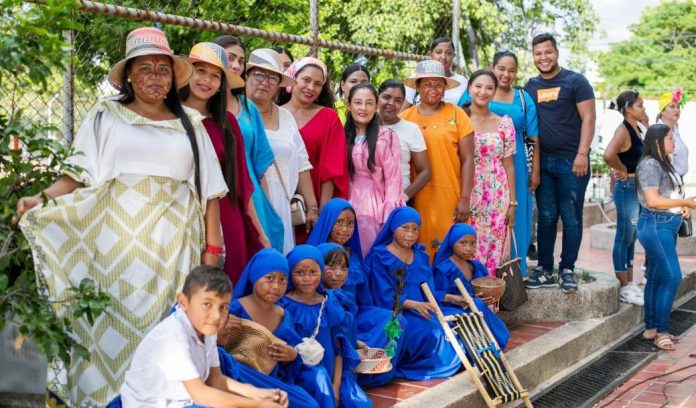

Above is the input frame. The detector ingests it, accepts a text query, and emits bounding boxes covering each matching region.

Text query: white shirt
[384,119,427,189]
[121,307,221,408]
[657,120,689,177]
[404,72,468,106]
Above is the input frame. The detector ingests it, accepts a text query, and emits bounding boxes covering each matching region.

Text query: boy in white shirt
[121,265,288,408]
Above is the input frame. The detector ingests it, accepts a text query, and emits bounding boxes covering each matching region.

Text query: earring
[127,77,131,83]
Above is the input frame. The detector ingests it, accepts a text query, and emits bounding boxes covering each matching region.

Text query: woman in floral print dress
[462,69,516,275]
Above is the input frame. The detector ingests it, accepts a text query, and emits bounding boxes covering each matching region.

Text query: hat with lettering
[108,27,194,91]
[404,59,460,90]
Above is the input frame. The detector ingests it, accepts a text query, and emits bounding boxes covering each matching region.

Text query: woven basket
[354,347,393,374]
[224,318,286,374]
[472,277,506,301]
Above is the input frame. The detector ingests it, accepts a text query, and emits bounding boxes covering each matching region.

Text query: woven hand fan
[224,318,287,374]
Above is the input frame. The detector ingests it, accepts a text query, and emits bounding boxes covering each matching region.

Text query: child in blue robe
[307,199,407,388]
[365,207,462,381]
[279,245,372,408]
[432,223,510,349]
[221,248,333,407]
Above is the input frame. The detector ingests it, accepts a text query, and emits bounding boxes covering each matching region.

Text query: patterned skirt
[20,174,204,407]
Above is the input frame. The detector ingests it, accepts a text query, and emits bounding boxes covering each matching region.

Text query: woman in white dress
[15,27,227,407]
[245,48,319,253]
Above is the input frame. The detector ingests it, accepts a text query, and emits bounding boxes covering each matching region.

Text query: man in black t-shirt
[524,33,595,293]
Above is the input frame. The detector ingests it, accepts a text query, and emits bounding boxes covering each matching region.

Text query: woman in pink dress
[281,57,348,243]
[345,83,404,256]
[462,70,516,275]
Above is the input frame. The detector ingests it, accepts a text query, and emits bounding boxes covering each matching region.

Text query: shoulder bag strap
[517,88,527,138]
[272,160,291,202]
[310,295,328,340]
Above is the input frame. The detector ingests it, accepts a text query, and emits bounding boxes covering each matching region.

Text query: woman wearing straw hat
[400,60,475,259]
[179,42,266,283]
[245,48,320,254]
[16,27,228,406]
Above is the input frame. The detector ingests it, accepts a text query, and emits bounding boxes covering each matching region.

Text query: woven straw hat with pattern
[108,27,194,91]
[188,42,245,89]
[224,318,287,374]
[403,59,460,90]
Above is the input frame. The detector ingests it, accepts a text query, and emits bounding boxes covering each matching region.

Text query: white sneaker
[620,286,644,306]
[626,282,643,295]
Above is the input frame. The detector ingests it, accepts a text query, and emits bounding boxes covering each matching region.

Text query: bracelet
[460,195,471,203]
[509,201,518,207]
[205,244,224,256]
[577,152,588,157]
[307,206,319,213]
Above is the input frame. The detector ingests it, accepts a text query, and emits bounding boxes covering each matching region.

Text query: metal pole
[309,0,319,57]
[62,30,74,145]
[451,0,466,74]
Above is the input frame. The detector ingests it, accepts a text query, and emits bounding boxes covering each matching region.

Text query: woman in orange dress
[400,60,475,258]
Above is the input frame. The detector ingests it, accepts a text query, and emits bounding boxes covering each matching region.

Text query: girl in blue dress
[214,35,285,252]
[222,248,334,407]
[279,245,372,408]
[365,206,462,380]
[307,199,407,386]
[432,223,510,348]
[458,51,539,275]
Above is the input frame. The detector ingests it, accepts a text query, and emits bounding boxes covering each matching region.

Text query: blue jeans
[535,154,590,271]
[637,209,682,333]
[612,178,639,273]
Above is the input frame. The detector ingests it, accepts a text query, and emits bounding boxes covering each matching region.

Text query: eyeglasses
[251,70,281,85]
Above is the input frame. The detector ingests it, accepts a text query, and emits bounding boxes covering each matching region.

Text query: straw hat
[403,59,460,90]
[108,27,194,91]
[188,42,245,89]
[224,318,287,374]
[245,48,296,88]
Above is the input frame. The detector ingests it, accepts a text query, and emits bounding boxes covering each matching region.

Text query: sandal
[643,329,679,342]
[654,334,677,351]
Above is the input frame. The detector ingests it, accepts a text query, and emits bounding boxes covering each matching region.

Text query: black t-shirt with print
[525,68,595,159]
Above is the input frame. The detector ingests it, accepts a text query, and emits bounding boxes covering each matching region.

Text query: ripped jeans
[612,178,639,273]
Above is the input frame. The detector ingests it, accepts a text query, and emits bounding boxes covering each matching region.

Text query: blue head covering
[306,198,362,259]
[233,248,289,299]
[372,206,422,249]
[317,242,346,262]
[286,244,325,292]
[433,223,477,267]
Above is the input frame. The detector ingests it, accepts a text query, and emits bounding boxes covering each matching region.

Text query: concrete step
[394,269,696,408]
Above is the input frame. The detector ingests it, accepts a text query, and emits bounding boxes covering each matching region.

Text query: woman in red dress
[181,42,263,283]
[281,57,348,242]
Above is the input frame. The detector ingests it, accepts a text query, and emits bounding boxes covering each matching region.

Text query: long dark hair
[345,83,381,178]
[213,35,251,116]
[637,124,678,191]
[179,67,239,206]
[338,63,370,97]
[461,69,498,115]
[278,63,335,107]
[119,57,201,199]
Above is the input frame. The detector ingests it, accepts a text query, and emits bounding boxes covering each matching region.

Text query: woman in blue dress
[214,35,284,252]
[458,51,539,275]
[365,206,462,380]
[432,223,510,348]
[307,199,407,384]
[279,245,372,408]
[222,248,334,406]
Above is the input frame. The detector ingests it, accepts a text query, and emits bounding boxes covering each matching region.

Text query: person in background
[272,46,294,71]
[245,48,319,254]
[400,60,475,258]
[180,42,264,282]
[214,35,282,251]
[281,57,349,242]
[17,27,227,406]
[346,83,404,255]
[461,69,516,276]
[635,124,696,350]
[459,51,539,275]
[656,88,689,179]
[603,90,645,305]
[378,79,431,204]
[524,33,595,293]
[336,64,370,124]
[402,37,467,109]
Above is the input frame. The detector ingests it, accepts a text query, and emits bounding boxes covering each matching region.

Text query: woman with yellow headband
[657,88,689,178]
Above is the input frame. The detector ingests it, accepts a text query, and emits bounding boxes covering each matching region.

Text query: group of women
[603,88,695,351]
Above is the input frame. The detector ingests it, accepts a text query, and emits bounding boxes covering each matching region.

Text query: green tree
[598,0,696,98]
[0,0,110,366]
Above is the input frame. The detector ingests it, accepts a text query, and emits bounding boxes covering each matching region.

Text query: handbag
[497,228,528,311]
[679,216,693,238]
[517,88,535,174]
[272,161,306,226]
[295,295,327,366]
